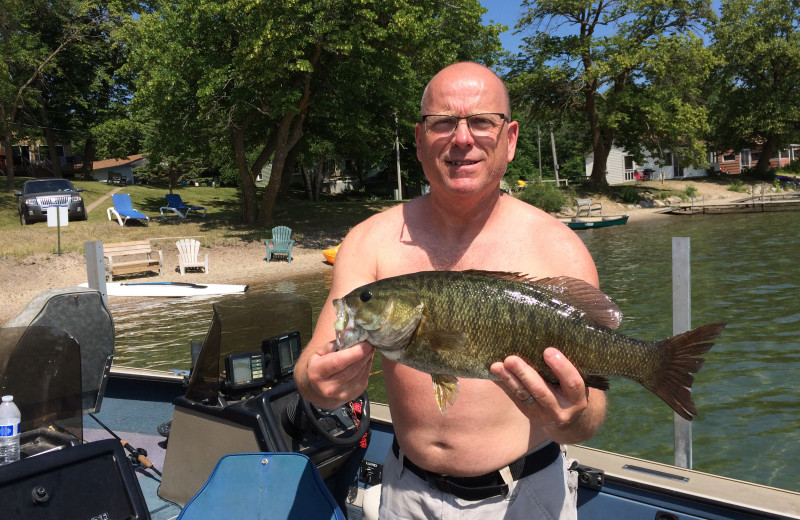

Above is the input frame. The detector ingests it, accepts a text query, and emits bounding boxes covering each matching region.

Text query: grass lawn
[0,177,397,258]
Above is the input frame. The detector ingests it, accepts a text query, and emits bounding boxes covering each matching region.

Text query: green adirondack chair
[265,226,295,263]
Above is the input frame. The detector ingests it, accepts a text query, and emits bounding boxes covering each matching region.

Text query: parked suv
[15,179,87,225]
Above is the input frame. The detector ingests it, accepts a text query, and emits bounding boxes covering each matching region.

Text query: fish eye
[360,291,372,302]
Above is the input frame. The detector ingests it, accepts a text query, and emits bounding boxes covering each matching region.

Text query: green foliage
[126,0,505,224]
[728,180,747,193]
[619,186,640,204]
[515,182,569,213]
[685,185,698,198]
[507,0,716,186]
[708,0,800,176]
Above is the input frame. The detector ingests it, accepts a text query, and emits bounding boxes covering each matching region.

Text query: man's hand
[490,347,604,444]
[299,341,375,410]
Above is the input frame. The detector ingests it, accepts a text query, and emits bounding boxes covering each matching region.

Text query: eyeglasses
[420,113,509,137]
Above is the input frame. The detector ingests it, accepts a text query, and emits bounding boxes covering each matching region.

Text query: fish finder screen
[262,331,302,383]
[279,335,300,373]
[225,351,266,391]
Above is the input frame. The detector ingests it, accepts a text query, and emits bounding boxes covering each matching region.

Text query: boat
[561,214,629,230]
[1,286,798,520]
[78,281,248,297]
[322,244,339,264]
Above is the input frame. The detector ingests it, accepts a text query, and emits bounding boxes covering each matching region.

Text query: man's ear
[506,121,519,162]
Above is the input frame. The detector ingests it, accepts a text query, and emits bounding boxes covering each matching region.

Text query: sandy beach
[0,179,745,326]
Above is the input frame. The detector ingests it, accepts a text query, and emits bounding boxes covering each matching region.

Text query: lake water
[109,210,800,492]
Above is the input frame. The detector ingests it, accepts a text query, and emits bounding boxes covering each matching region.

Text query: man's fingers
[313,342,374,380]
[542,347,588,405]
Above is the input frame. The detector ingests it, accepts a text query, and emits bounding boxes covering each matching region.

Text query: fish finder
[223,351,266,392]
[261,331,301,384]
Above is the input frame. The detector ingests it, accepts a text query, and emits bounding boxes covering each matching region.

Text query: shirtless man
[294,61,606,519]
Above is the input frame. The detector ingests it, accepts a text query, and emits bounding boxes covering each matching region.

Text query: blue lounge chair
[265,225,294,263]
[107,194,149,226]
[160,194,207,218]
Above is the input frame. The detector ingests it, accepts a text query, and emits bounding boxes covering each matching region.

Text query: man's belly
[383,359,552,476]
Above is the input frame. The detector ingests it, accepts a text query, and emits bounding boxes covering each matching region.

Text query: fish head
[333,282,424,352]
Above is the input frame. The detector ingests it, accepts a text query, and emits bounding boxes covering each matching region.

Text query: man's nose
[452,119,474,146]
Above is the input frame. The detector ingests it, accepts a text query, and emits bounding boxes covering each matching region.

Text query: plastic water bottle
[0,395,21,465]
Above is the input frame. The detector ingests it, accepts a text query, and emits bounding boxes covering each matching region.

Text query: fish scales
[402,272,649,381]
[334,270,725,419]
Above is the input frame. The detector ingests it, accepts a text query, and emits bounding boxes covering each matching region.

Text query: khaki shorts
[378,445,578,520]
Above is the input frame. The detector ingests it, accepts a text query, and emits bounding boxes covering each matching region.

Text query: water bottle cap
[1,396,11,402]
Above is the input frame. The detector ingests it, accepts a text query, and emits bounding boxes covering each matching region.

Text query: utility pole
[395,115,403,200]
[537,124,543,182]
[549,122,560,185]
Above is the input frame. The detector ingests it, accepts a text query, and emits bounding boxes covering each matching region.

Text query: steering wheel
[301,391,370,447]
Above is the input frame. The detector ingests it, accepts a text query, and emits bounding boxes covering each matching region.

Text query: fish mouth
[333,298,367,350]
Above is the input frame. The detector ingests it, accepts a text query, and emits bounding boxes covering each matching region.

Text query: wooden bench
[576,198,603,217]
[103,240,163,281]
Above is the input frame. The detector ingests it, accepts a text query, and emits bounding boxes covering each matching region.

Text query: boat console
[159,292,370,506]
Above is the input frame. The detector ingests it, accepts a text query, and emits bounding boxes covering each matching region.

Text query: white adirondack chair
[176,239,209,275]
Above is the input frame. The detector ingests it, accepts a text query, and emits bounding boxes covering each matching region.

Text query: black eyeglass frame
[419,113,510,135]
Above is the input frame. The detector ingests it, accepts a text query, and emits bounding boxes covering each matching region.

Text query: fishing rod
[89,414,162,477]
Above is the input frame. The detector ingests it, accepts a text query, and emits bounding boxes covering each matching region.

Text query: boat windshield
[185,292,313,403]
[0,326,83,441]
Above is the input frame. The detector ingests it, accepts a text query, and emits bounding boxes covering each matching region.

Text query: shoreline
[0,179,752,326]
[0,205,671,327]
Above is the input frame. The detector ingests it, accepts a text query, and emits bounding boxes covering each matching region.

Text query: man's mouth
[447,160,478,166]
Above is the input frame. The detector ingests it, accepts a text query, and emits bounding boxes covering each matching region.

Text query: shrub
[685,185,698,198]
[516,182,568,213]
[619,187,639,204]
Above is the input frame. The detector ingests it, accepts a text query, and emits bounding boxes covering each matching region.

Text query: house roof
[93,154,145,170]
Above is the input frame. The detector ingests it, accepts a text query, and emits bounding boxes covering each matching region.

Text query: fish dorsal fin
[462,270,622,329]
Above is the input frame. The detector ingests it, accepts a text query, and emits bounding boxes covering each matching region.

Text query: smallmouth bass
[334,270,725,420]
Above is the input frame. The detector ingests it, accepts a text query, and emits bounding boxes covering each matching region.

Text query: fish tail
[645,322,726,421]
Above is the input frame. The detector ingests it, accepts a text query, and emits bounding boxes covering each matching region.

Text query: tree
[127,0,503,225]
[507,0,716,187]
[708,0,800,176]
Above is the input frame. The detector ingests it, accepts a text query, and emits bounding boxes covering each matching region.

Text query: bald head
[420,62,511,118]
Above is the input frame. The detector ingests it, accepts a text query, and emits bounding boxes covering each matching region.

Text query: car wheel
[19,212,28,226]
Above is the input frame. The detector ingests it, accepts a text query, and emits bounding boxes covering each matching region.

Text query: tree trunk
[80,136,96,181]
[584,91,611,187]
[3,136,16,190]
[755,136,778,177]
[232,126,259,223]
[40,106,63,177]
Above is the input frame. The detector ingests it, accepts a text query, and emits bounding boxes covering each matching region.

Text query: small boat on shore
[561,214,629,230]
[323,244,339,264]
[79,281,247,297]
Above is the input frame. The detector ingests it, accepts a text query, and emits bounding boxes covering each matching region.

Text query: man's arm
[294,231,378,410]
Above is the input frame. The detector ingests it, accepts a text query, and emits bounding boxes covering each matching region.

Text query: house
[91,154,147,184]
[0,141,82,176]
[587,144,800,184]
[585,147,707,185]
[709,145,800,175]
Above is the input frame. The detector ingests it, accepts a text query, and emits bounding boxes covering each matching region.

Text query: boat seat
[177,452,345,520]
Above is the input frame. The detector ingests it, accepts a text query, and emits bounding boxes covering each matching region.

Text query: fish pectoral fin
[583,374,610,391]
[432,374,460,414]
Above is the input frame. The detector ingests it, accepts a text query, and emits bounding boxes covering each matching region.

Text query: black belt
[391,438,561,501]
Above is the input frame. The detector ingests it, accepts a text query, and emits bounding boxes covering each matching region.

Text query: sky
[480,0,722,55]
[481,0,527,54]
